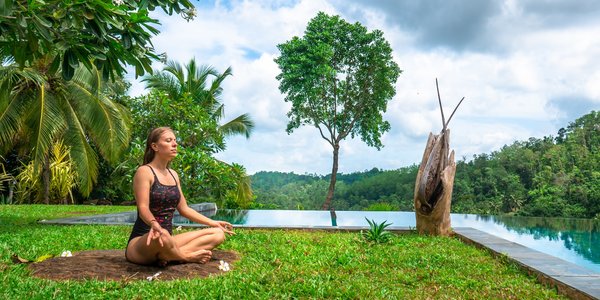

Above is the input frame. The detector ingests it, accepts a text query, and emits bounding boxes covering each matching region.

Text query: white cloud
[128,0,600,175]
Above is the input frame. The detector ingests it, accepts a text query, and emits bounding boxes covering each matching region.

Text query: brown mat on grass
[29,249,239,281]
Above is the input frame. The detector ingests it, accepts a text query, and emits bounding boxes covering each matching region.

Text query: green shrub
[362,218,393,243]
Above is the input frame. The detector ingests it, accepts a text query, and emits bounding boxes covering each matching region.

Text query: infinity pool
[42,205,600,273]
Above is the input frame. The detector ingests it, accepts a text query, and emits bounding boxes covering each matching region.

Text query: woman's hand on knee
[146,226,166,246]
[210,221,235,235]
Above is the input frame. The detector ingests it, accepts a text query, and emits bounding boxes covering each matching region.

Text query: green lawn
[0,205,565,299]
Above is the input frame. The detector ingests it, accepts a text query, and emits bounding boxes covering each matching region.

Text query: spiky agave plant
[362,217,393,243]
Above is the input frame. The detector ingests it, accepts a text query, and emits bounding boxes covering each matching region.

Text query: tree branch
[316,123,334,146]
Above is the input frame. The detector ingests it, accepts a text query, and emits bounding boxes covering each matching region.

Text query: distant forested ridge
[250,111,599,218]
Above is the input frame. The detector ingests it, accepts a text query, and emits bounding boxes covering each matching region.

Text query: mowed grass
[0,205,565,299]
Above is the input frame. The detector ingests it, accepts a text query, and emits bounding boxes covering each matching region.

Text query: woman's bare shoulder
[134,165,154,180]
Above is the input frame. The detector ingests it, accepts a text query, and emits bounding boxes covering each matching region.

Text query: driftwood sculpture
[414,79,464,236]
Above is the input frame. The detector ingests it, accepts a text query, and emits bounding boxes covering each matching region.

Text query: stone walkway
[454,227,600,300]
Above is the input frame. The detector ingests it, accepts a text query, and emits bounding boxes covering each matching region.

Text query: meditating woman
[125,127,234,266]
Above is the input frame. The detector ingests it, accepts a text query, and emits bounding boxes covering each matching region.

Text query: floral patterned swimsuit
[127,165,181,243]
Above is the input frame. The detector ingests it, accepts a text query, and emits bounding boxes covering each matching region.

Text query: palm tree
[142,59,254,139]
[0,57,131,203]
[142,59,255,206]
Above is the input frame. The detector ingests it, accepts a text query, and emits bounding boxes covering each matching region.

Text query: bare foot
[186,249,212,264]
[157,259,168,267]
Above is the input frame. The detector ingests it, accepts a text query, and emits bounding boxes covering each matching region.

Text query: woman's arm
[173,170,234,235]
[133,166,156,224]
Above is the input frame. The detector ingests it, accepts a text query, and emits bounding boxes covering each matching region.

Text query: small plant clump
[362,218,393,243]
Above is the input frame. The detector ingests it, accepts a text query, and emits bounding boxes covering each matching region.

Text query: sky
[126,0,600,175]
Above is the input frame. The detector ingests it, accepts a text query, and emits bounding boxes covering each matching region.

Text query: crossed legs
[126,227,226,265]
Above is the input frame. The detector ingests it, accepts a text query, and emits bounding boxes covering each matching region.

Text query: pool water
[195,209,600,273]
[42,206,600,273]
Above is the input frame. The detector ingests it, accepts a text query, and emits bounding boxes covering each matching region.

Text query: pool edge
[454,227,600,300]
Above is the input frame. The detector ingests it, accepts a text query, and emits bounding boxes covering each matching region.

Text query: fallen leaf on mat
[11,254,31,264]
[35,254,55,263]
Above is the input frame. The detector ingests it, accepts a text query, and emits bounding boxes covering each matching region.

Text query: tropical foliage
[93,60,255,208]
[0,0,195,80]
[142,59,254,150]
[251,167,416,211]
[15,141,77,204]
[1,2,254,206]
[275,12,401,210]
[0,156,14,204]
[250,111,600,219]
[0,0,197,203]
[0,61,130,202]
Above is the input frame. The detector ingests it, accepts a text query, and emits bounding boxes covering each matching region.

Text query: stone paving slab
[454,227,600,300]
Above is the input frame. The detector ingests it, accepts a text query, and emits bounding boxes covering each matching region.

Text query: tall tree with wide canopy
[275,12,401,210]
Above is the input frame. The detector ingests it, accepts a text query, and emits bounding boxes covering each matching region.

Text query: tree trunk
[322,143,340,210]
[42,155,50,205]
[414,132,456,236]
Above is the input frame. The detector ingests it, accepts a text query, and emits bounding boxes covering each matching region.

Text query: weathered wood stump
[413,79,463,236]
[414,131,456,235]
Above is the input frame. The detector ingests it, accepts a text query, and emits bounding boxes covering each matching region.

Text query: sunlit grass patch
[0,205,565,299]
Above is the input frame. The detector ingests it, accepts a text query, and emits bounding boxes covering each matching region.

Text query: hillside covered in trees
[250,111,599,218]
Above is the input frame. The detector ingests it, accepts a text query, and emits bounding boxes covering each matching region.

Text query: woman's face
[152,130,178,160]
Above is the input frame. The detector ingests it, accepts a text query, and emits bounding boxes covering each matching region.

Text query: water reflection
[494,215,600,268]
[449,213,600,273]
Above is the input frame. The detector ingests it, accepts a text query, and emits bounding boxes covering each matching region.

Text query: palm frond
[209,66,232,97]
[68,67,131,162]
[212,104,225,121]
[189,64,219,105]
[231,163,253,208]
[233,174,253,208]
[0,47,13,64]
[142,71,182,101]
[164,60,186,84]
[25,85,67,170]
[194,64,219,87]
[71,65,101,95]
[219,113,255,139]
[0,90,28,148]
[185,58,198,93]
[62,121,98,197]
[0,65,44,147]
[60,93,100,196]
